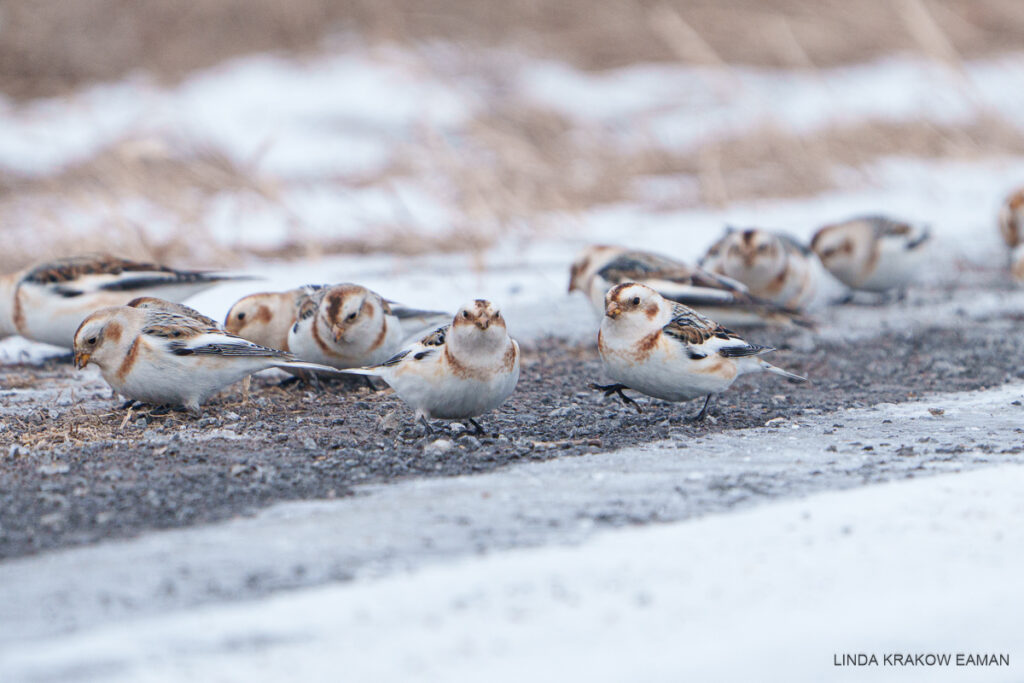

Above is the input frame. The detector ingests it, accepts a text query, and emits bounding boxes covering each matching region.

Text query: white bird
[224,285,324,351]
[998,188,1024,283]
[286,283,449,370]
[569,245,808,327]
[596,282,805,421]
[701,228,821,310]
[345,299,520,433]
[0,254,247,349]
[73,305,345,415]
[810,216,930,294]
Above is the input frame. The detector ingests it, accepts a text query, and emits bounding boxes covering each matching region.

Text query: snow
[4,381,1023,655]
[3,462,1021,682]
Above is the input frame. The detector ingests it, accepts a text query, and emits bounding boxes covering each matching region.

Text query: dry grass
[1,0,1024,271]
[2,107,1020,274]
[2,0,1024,99]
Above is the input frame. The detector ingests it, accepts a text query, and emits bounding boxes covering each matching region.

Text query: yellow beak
[606,305,621,319]
[332,325,346,343]
[74,352,90,369]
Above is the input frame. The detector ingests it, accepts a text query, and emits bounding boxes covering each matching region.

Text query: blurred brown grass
[2,0,1024,98]
[1,0,1023,273]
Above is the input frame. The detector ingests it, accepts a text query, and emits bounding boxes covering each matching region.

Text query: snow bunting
[346,300,519,433]
[997,188,1024,282]
[596,283,805,420]
[700,228,820,311]
[568,245,807,327]
[0,255,246,349]
[286,283,448,369]
[225,285,324,350]
[73,305,344,415]
[810,216,930,293]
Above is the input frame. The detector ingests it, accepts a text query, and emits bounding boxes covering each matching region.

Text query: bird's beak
[332,325,346,343]
[74,351,90,369]
[475,317,490,331]
[605,304,621,319]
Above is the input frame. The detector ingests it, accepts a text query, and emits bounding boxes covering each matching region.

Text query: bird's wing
[377,324,450,368]
[661,303,769,359]
[127,297,221,328]
[20,254,245,298]
[143,311,292,358]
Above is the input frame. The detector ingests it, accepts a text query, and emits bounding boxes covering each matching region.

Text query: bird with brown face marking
[224,285,324,351]
[285,283,448,370]
[997,188,1024,283]
[73,306,347,415]
[568,245,808,328]
[595,283,805,421]
[810,216,930,294]
[345,299,519,433]
[0,254,249,350]
[701,228,820,311]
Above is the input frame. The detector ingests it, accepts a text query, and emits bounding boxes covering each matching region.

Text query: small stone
[928,408,945,417]
[135,417,148,428]
[302,437,317,451]
[449,422,467,437]
[224,411,241,421]
[425,438,454,455]
[547,406,571,418]
[40,512,65,529]
[36,462,70,475]
[460,436,482,450]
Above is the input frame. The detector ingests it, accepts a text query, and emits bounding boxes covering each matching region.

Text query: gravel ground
[1,291,1023,560]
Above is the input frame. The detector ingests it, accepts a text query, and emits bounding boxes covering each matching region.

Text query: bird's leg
[419,415,434,436]
[362,376,378,392]
[468,418,486,436]
[692,394,713,422]
[149,405,172,416]
[591,383,642,414]
[120,399,138,410]
[833,291,855,305]
[277,375,303,389]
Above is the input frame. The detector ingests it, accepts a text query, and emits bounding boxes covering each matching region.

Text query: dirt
[1,304,1022,561]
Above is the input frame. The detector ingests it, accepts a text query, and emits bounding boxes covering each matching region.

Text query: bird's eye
[462,311,471,319]
[87,336,96,345]
[631,297,640,306]
[237,312,246,320]
[346,312,357,321]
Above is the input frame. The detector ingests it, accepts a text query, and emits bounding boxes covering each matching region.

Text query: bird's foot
[591,383,642,413]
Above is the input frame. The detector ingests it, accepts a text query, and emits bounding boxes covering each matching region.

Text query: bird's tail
[272,360,362,378]
[757,359,807,382]
[329,365,380,377]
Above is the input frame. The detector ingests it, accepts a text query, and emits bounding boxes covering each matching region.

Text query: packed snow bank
[3,463,1021,683]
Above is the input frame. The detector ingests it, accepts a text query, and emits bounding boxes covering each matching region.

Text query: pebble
[547,406,572,418]
[224,411,241,421]
[37,462,70,475]
[302,437,318,451]
[449,423,467,437]
[425,438,454,455]
[460,436,482,450]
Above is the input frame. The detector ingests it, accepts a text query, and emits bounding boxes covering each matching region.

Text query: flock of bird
[1,197,1022,431]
